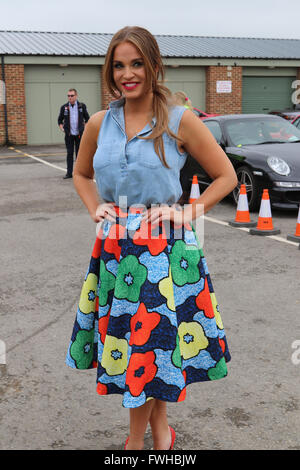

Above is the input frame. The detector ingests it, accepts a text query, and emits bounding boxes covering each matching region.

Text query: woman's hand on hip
[93,202,117,223]
[142,204,194,227]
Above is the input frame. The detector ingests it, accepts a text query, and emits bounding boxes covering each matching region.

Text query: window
[293,117,300,129]
[204,121,223,143]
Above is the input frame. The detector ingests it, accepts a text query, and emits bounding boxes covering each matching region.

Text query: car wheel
[232,166,261,211]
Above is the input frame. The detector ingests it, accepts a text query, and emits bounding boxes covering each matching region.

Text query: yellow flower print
[210,293,223,330]
[78,273,98,315]
[101,335,128,376]
[178,322,208,360]
[158,267,175,311]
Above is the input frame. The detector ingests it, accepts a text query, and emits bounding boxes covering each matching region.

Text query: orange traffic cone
[189,175,200,203]
[249,189,280,235]
[287,205,300,242]
[229,184,256,227]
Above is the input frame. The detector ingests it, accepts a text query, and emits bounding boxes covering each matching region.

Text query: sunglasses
[68,94,75,97]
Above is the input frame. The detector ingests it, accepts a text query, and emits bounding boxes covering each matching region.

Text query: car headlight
[267,157,290,176]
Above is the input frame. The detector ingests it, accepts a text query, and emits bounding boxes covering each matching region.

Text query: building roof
[1,30,300,59]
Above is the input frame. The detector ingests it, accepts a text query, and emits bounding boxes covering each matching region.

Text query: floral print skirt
[65,206,231,408]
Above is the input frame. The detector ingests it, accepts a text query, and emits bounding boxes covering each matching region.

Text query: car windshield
[224,118,300,146]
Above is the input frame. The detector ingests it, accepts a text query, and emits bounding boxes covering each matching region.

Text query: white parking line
[16,150,66,172]
[9,146,98,179]
[8,146,300,248]
[204,215,299,247]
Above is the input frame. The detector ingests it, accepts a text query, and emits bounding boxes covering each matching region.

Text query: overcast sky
[0,0,299,39]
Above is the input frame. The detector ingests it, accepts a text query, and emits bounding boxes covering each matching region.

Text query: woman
[65,26,237,451]
[173,90,193,110]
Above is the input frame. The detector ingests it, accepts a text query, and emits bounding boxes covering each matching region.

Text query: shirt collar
[109,97,156,135]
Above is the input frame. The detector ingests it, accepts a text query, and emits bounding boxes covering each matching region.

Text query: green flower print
[171,334,182,368]
[114,255,147,303]
[70,329,94,369]
[191,225,204,257]
[99,259,116,307]
[208,357,227,380]
[169,240,200,287]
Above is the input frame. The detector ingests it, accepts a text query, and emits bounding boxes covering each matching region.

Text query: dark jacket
[57,101,90,136]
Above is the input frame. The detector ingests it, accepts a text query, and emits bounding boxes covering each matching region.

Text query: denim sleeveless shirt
[93,98,188,207]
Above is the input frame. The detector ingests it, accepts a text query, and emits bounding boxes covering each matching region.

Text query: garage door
[242,76,295,114]
[164,66,206,110]
[25,65,101,145]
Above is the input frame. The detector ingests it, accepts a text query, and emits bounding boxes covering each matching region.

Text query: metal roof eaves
[155,33,300,41]
[1,30,300,40]
[0,29,113,36]
[1,31,300,58]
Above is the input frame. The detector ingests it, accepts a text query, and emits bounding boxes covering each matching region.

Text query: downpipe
[1,55,9,146]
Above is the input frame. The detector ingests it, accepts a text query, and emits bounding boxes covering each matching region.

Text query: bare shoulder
[85,110,107,138]
[74,110,107,178]
[176,109,212,153]
[179,109,208,136]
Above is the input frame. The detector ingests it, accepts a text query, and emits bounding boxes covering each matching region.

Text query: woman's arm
[73,110,106,222]
[143,110,238,227]
[179,109,238,219]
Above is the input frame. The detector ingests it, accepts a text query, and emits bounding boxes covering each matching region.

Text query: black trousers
[65,134,80,176]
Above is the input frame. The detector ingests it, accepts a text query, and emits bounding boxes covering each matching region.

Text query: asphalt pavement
[0,145,299,450]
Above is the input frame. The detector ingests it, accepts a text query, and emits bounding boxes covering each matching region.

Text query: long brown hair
[103,26,182,168]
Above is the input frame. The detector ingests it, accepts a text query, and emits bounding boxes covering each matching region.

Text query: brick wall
[5,65,27,144]
[0,64,27,145]
[1,63,299,145]
[0,75,7,144]
[206,65,243,115]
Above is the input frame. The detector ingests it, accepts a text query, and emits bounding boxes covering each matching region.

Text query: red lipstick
[122,82,139,91]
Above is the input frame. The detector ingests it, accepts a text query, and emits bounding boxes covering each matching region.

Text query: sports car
[180,114,300,210]
[192,108,219,120]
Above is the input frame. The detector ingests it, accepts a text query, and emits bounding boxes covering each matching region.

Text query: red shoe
[124,437,129,450]
[169,426,176,450]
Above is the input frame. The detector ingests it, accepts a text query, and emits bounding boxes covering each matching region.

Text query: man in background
[58,89,90,179]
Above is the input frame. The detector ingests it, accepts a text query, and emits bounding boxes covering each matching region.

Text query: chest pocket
[131,138,171,169]
[95,142,121,169]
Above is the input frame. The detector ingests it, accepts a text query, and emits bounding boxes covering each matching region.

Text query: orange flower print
[98,308,111,344]
[104,224,126,261]
[97,382,108,395]
[177,370,187,402]
[195,277,214,318]
[126,351,157,397]
[129,303,160,346]
[219,338,226,353]
[133,219,167,256]
[91,236,102,258]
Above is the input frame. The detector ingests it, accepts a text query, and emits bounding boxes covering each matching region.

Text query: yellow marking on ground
[5,147,66,172]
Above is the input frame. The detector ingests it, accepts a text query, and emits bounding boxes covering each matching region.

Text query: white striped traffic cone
[189,175,200,203]
[287,205,300,243]
[229,184,256,227]
[249,189,280,235]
